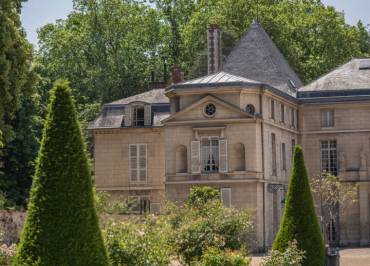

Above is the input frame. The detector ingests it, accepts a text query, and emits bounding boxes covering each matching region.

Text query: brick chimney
[171,64,183,84]
[207,24,222,74]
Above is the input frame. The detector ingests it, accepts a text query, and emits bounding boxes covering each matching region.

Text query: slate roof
[223,21,302,96]
[108,88,169,105]
[299,58,370,92]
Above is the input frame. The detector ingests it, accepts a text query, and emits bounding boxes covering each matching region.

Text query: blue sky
[21,0,370,47]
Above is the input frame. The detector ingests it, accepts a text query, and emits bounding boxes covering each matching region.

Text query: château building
[89,22,370,249]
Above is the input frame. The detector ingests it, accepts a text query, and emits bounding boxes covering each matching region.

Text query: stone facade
[90,22,370,250]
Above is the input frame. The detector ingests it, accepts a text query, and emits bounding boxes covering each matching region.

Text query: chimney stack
[171,64,183,84]
[207,24,222,74]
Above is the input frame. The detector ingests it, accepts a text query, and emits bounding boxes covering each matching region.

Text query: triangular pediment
[163,95,253,123]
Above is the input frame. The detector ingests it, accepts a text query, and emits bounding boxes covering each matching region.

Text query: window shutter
[191,141,201,174]
[221,188,231,207]
[138,144,147,182]
[144,105,151,126]
[124,106,132,127]
[219,139,228,173]
[129,145,137,181]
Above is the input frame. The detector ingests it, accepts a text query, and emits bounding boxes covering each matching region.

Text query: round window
[204,103,216,117]
[245,104,255,115]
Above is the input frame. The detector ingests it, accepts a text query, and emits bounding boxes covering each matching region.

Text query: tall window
[280,104,285,123]
[321,109,335,127]
[129,144,147,182]
[291,108,296,127]
[128,195,150,214]
[270,99,275,120]
[201,137,219,172]
[133,106,145,126]
[271,133,277,176]
[321,140,337,175]
[292,139,296,156]
[281,143,286,171]
[221,188,231,207]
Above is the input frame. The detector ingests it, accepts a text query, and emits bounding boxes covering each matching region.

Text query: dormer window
[133,106,145,126]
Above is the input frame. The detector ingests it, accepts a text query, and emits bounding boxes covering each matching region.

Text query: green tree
[14,81,108,265]
[0,0,36,144]
[272,145,325,266]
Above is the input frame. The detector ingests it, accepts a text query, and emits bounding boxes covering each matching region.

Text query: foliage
[187,185,221,207]
[177,0,370,82]
[310,172,358,244]
[272,146,325,266]
[104,217,171,266]
[261,240,305,266]
[13,81,108,265]
[38,0,168,105]
[200,247,250,266]
[168,187,253,264]
[0,0,36,144]
[0,244,16,266]
[94,190,130,215]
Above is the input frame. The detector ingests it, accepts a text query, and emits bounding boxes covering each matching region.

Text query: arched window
[176,145,187,173]
[234,143,245,171]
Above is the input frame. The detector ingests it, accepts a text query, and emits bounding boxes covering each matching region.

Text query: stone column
[359,183,370,245]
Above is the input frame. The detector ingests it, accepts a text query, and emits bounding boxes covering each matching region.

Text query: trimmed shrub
[272,145,325,266]
[13,81,108,265]
[200,247,250,266]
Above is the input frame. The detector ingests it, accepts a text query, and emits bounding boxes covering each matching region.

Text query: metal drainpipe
[259,91,266,251]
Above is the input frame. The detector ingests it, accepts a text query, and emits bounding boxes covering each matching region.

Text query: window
[280,104,285,123]
[204,103,216,117]
[321,109,335,127]
[129,144,147,182]
[220,188,231,207]
[292,139,296,156]
[270,99,275,120]
[176,145,187,173]
[321,140,337,175]
[201,137,219,172]
[245,104,255,115]
[290,108,296,127]
[327,218,337,242]
[281,143,286,171]
[128,195,150,214]
[271,133,277,176]
[133,106,145,126]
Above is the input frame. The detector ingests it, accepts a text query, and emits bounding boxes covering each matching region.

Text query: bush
[13,81,108,265]
[104,217,171,266]
[272,146,325,266]
[200,247,250,266]
[187,186,221,207]
[168,187,253,264]
[261,240,305,266]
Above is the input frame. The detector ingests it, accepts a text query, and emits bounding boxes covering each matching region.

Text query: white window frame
[321,109,335,128]
[129,144,147,183]
[320,140,337,176]
[220,188,231,208]
[201,136,220,173]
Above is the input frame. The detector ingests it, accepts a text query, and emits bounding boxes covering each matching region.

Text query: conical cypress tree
[14,81,108,265]
[272,145,325,266]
